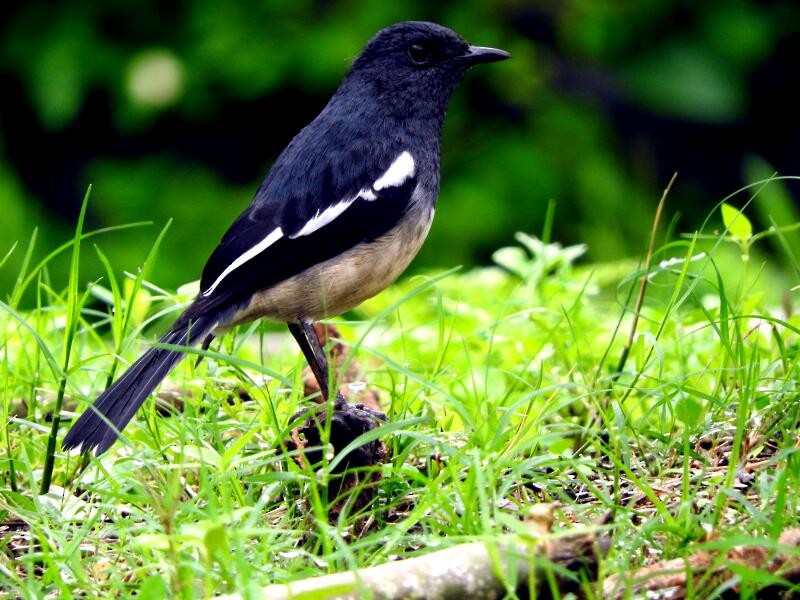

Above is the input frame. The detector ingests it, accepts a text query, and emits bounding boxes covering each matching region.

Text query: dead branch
[217,505,605,600]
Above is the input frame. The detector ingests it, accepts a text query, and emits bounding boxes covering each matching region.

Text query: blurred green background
[1,0,799,297]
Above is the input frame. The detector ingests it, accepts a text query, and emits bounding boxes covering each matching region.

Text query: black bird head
[341,21,510,122]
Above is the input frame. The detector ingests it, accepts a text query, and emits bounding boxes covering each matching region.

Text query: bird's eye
[408,42,432,65]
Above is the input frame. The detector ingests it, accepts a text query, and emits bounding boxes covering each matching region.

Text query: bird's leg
[288,321,333,402]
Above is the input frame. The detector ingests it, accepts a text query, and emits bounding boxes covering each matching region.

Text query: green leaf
[138,575,168,600]
[721,203,752,243]
[221,427,258,469]
[0,490,37,513]
[204,523,229,559]
[492,246,530,278]
[675,394,703,426]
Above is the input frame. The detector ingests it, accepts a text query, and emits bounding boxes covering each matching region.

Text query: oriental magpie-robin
[63,21,509,455]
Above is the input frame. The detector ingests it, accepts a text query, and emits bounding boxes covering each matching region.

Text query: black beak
[460,45,511,65]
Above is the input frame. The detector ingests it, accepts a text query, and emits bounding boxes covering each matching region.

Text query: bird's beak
[460,45,511,65]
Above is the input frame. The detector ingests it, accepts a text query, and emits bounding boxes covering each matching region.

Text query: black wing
[197,140,418,312]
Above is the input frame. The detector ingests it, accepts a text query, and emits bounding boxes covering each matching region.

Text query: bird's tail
[62,312,218,455]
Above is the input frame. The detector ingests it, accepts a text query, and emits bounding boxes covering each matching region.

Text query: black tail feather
[62,313,217,455]
[194,333,216,367]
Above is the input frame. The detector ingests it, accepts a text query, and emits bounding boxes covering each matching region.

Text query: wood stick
[218,505,604,600]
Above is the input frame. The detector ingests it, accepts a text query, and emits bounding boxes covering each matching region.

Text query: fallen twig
[218,505,606,599]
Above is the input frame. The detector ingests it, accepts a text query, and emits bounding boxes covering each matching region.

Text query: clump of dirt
[286,397,388,519]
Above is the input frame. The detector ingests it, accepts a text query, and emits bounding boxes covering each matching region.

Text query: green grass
[3,181,800,598]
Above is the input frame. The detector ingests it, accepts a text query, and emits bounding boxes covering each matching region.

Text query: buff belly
[225,207,433,325]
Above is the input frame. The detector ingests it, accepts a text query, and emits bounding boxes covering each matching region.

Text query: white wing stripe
[290,199,355,238]
[202,227,283,296]
[291,151,415,239]
[359,188,377,201]
[204,152,417,289]
[290,184,378,238]
[374,151,415,190]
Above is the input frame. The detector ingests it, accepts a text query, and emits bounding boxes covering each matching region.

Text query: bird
[62,21,510,455]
